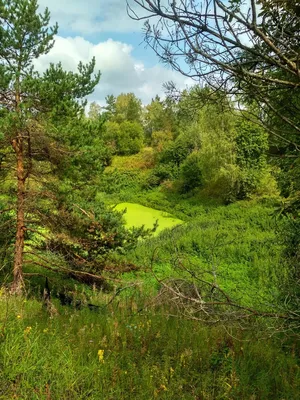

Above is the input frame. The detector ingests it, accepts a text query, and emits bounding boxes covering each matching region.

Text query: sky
[35,0,193,107]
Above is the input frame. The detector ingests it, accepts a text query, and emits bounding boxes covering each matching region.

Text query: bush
[159,134,194,166]
[117,121,144,155]
[145,164,179,188]
[99,169,141,194]
[151,130,173,152]
[180,152,203,192]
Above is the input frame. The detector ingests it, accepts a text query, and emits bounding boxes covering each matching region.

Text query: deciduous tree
[128,0,300,149]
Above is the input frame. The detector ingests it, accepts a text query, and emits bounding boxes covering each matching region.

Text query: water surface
[115,202,183,235]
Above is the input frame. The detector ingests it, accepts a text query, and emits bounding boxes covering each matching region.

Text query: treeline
[90,87,275,203]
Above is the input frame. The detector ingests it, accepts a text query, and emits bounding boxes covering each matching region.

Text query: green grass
[115,202,184,235]
[120,200,284,308]
[0,294,299,400]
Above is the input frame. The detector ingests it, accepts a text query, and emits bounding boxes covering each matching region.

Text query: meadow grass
[0,293,299,400]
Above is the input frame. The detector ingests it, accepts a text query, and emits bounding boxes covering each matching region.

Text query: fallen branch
[23,253,106,288]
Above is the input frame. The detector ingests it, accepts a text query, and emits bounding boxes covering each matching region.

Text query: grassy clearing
[0,294,299,400]
[97,152,284,308]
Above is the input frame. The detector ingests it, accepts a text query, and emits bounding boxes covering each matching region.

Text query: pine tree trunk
[11,136,26,294]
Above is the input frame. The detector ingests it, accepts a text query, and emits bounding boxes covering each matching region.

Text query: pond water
[115,203,184,235]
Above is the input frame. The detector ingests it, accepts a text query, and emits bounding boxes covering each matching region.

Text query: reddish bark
[11,136,26,294]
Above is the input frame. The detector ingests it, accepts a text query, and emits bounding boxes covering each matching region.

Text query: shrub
[180,151,203,192]
[159,134,194,166]
[151,130,173,152]
[117,121,144,155]
[145,164,179,188]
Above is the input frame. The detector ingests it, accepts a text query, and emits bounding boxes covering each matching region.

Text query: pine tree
[0,0,100,293]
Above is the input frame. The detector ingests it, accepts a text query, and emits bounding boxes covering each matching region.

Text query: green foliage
[102,120,120,152]
[235,119,268,169]
[144,96,166,138]
[125,201,284,307]
[88,102,101,120]
[102,94,116,120]
[41,201,145,273]
[276,154,300,198]
[144,96,178,141]
[33,59,100,120]
[99,169,142,195]
[62,117,112,184]
[106,92,142,123]
[0,0,58,69]
[235,118,269,199]
[118,121,144,155]
[0,0,148,287]
[276,196,300,310]
[151,130,173,151]
[146,163,178,188]
[104,120,144,155]
[108,148,155,171]
[148,87,275,202]
[179,151,203,192]
[159,134,194,166]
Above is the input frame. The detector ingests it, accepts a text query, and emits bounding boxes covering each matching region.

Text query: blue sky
[35,0,192,106]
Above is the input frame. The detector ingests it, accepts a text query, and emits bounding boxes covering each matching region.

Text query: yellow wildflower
[17,315,21,319]
[24,326,32,335]
[98,349,105,363]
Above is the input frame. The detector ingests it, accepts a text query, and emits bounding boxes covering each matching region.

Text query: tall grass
[0,294,299,400]
[122,201,284,309]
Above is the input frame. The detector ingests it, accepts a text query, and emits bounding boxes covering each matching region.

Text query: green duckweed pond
[115,202,184,235]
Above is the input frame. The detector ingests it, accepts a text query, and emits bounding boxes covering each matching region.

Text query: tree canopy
[128,0,300,148]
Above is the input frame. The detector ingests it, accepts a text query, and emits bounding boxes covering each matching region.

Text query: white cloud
[34,36,193,105]
[38,0,143,34]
